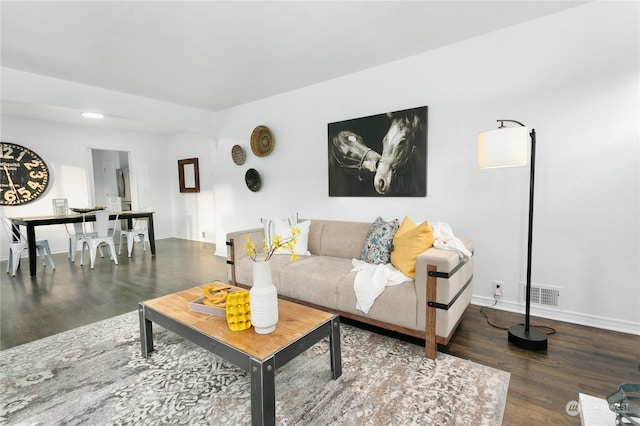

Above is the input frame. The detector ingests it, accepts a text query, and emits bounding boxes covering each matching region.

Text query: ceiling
[1,1,585,134]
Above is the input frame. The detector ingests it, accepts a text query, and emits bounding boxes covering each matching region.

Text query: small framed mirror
[178,158,200,193]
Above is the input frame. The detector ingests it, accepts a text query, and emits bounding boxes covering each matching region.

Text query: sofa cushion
[390,216,434,278]
[337,278,417,330]
[308,220,372,259]
[360,216,399,264]
[277,255,353,308]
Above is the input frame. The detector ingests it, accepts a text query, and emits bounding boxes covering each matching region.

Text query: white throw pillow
[261,213,298,250]
[273,220,311,256]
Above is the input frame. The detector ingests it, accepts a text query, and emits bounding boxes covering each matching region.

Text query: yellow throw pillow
[390,216,434,278]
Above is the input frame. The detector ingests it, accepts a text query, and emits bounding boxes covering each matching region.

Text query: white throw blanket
[431,222,472,261]
[351,259,410,314]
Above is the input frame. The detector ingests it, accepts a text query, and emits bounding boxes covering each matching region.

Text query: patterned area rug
[0,311,509,425]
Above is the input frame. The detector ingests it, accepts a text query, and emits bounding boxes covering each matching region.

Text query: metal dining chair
[118,207,151,257]
[65,222,104,263]
[2,217,56,276]
[79,211,119,269]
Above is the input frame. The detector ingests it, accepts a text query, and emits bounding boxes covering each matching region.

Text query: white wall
[1,2,637,334]
[0,125,217,261]
[1,66,219,253]
[0,117,178,255]
[166,132,217,242]
[211,2,639,333]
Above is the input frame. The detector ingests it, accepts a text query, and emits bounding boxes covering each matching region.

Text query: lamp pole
[524,128,535,334]
[508,126,548,350]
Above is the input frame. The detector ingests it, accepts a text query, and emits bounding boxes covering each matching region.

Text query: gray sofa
[226,219,473,359]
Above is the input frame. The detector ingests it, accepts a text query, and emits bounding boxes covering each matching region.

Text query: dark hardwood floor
[1,238,223,350]
[2,238,639,425]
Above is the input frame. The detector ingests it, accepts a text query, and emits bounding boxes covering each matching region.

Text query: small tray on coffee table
[188,297,226,317]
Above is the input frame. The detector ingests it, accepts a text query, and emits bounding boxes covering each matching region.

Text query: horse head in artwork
[374,113,422,195]
[331,131,381,181]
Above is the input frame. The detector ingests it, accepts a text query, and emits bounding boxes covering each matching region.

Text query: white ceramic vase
[250,261,279,334]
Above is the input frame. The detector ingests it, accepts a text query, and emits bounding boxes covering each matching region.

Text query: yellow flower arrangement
[243,226,301,262]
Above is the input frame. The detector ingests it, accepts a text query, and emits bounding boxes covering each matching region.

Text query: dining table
[9,210,156,277]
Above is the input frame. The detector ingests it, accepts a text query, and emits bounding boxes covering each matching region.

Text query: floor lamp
[477,119,548,351]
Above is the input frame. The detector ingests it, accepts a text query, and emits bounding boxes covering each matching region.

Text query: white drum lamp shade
[478,126,530,169]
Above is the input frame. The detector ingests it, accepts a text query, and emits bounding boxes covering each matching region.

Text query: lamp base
[508,324,548,351]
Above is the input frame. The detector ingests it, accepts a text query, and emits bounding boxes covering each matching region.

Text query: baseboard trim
[471,296,640,336]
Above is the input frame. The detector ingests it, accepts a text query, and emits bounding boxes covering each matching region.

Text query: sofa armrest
[226,227,264,284]
[415,238,472,276]
[414,238,474,358]
[414,239,473,301]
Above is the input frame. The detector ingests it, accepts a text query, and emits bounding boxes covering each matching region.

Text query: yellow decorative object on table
[203,283,231,306]
[188,284,251,331]
[225,290,252,331]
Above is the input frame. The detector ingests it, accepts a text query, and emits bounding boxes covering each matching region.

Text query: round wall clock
[1,142,50,206]
[250,125,274,157]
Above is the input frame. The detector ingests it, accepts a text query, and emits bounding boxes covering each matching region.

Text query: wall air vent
[520,282,561,308]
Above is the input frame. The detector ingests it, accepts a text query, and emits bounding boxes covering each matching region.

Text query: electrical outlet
[202,231,206,238]
[493,281,503,297]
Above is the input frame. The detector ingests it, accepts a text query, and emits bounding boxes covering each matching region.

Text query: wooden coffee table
[138,283,342,426]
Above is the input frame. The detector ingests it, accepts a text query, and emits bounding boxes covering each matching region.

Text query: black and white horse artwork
[374,111,425,196]
[327,106,427,197]
[331,130,381,180]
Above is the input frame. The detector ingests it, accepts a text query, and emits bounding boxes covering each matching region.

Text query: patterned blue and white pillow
[360,216,400,264]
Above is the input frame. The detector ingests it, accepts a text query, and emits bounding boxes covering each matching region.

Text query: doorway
[90,149,133,211]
